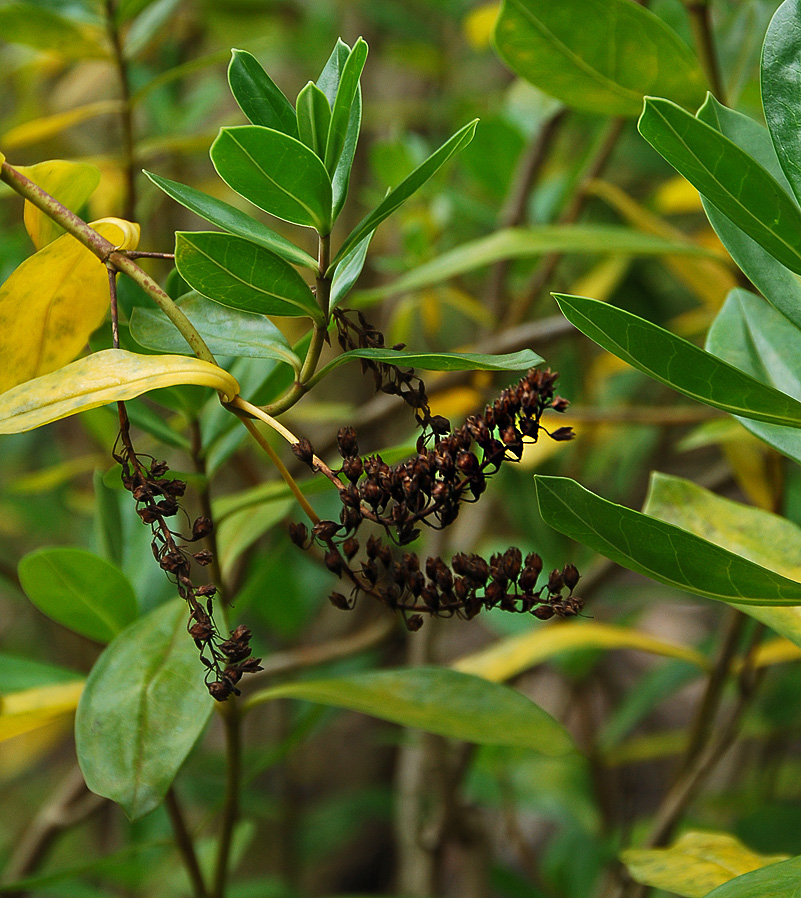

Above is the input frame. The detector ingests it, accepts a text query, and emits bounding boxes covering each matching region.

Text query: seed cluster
[114,436,261,701]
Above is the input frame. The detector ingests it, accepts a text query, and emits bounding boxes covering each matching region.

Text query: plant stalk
[212,698,242,898]
[165,787,210,898]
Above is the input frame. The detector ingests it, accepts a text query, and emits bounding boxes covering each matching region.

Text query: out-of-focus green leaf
[18,548,137,643]
[492,0,706,117]
[217,496,294,579]
[534,476,801,605]
[0,4,108,58]
[701,856,801,897]
[324,37,367,176]
[246,668,574,756]
[1,102,121,150]
[175,232,320,321]
[123,0,180,57]
[330,232,372,307]
[228,49,299,138]
[554,294,801,428]
[696,95,801,331]
[706,289,801,464]
[330,119,478,269]
[144,171,317,269]
[638,97,801,275]
[358,226,721,302]
[296,81,331,158]
[75,600,213,820]
[130,292,302,372]
[0,655,82,695]
[622,831,789,898]
[210,126,332,233]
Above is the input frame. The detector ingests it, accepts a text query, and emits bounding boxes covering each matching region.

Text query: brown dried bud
[547,568,564,594]
[329,592,351,610]
[291,438,315,466]
[193,550,214,566]
[208,680,234,701]
[288,522,309,547]
[192,517,213,540]
[549,426,575,442]
[562,563,580,591]
[337,426,359,458]
[324,549,343,575]
[405,614,424,632]
[342,537,359,560]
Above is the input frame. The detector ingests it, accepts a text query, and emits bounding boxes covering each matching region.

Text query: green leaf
[130,292,302,372]
[762,0,801,206]
[0,4,108,58]
[706,289,801,464]
[227,49,299,138]
[324,37,367,177]
[210,126,333,233]
[18,548,137,643]
[643,472,801,650]
[491,0,706,117]
[123,0,180,57]
[245,667,574,756]
[533,475,801,606]
[621,831,789,898]
[695,95,801,331]
[295,81,331,158]
[554,294,801,428]
[0,654,82,695]
[175,232,321,321]
[217,496,295,579]
[357,225,721,302]
[75,600,213,820]
[330,119,478,270]
[701,855,801,897]
[638,97,801,275]
[330,232,373,307]
[143,171,317,269]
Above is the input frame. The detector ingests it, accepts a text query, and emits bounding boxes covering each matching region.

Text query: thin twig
[165,787,209,898]
[212,699,242,898]
[685,1,726,104]
[104,0,136,220]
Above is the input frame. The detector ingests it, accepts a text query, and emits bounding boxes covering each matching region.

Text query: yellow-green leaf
[16,159,102,248]
[0,681,84,742]
[452,621,708,683]
[621,831,788,898]
[0,349,240,434]
[0,218,140,394]
[2,101,122,151]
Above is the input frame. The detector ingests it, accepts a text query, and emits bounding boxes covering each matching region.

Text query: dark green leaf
[18,548,138,643]
[762,0,801,205]
[357,226,720,302]
[330,119,478,270]
[324,37,367,176]
[638,97,801,275]
[554,294,801,428]
[175,232,321,320]
[0,654,82,695]
[296,80,331,158]
[246,668,574,755]
[534,476,801,605]
[227,49,298,137]
[706,288,801,464]
[331,232,372,307]
[492,0,706,117]
[696,95,801,330]
[144,171,317,269]
[703,856,801,897]
[75,600,213,820]
[130,292,301,371]
[210,126,332,233]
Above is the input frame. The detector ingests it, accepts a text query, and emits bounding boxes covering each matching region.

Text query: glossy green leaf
[643,472,801,650]
[245,667,574,756]
[638,97,801,275]
[330,232,372,307]
[0,4,108,58]
[701,855,801,897]
[324,37,367,176]
[210,126,332,233]
[534,476,801,606]
[762,0,801,206]
[75,600,213,820]
[492,0,706,117]
[227,49,298,137]
[554,294,801,428]
[130,292,301,372]
[330,119,478,270]
[622,831,788,898]
[696,95,801,330]
[706,289,801,464]
[296,81,331,158]
[18,548,137,643]
[175,232,320,321]
[0,655,82,695]
[358,226,721,302]
[144,171,317,269]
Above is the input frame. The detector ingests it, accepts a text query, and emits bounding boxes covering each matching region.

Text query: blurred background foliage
[3,1,801,897]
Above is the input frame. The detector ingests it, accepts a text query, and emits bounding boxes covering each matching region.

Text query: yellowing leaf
[0,349,240,433]
[2,100,122,150]
[653,175,704,214]
[453,621,708,683]
[0,150,5,165]
[0,681,84,742]
[622,831,788,898]
[0,716,73,781]
[749,636,801,669]
[16,159,101,248]
[0,218,140,393]
[464,2,500,48]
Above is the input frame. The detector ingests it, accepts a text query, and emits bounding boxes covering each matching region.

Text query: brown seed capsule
[562,563,580,591]
[328,592,351,610]
[291,438,315,466]
[405,614,424,632]
[192,516,213,540]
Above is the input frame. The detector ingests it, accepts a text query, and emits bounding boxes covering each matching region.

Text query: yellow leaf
[622,831,788,898]
[0,218,140,393]
[0,681,84,742]
[0,349,240,433]
[464,2,500,48]
[452,621,708,683]
[749,636,801,669]
[572,256,631,302]
[0,150,5,165]
[1,100,122,150]
[653,175,705,214]
[0,716,73,781]
[16,159,101,248]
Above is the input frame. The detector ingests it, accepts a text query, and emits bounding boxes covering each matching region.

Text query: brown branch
[165,787,209,898]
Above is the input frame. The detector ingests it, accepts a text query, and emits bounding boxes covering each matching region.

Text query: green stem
[0,161,217,366]
[212,699,242,898]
